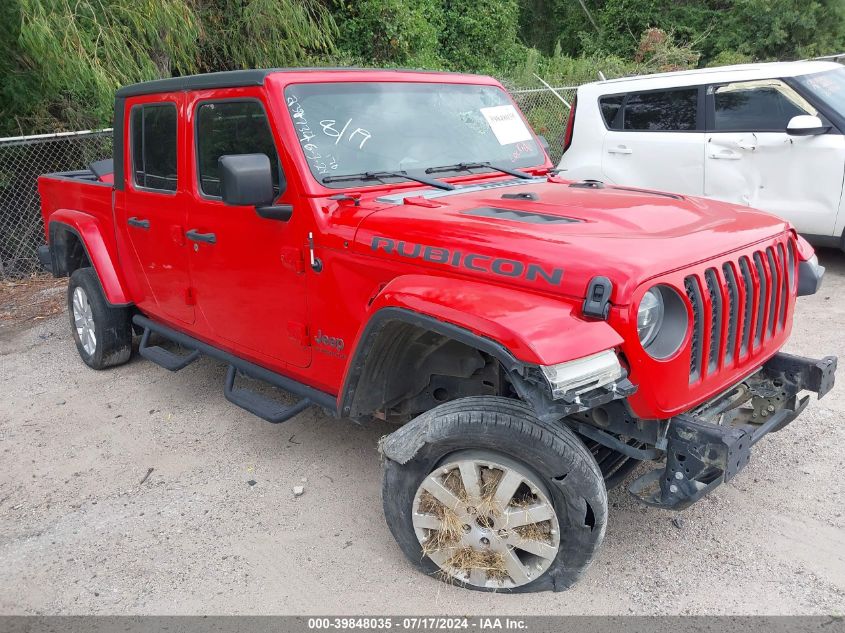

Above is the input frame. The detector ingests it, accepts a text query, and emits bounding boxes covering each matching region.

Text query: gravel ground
[1,250,844,616]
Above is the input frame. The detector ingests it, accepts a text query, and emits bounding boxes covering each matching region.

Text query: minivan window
[599,95,624,129]
[623,88,698,131]
[794,67,845,117]
[713,80,815,131]
[131,103,178,192]
[196,100,281,197]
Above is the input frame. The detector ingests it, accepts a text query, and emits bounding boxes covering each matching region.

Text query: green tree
[712,0,845,61]
[0,0,337,135]
[198,0,337,72]
[333,0,442,66]
[2,0,200,134]
[440,0,525,72]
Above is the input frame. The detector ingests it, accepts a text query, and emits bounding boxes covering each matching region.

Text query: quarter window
[713,79,816,131]
[131,103,178,192]
[599,95,624,129]
[196,101,281,197]
[623,88,698,131]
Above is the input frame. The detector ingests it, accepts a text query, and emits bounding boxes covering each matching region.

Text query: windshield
[794,67,845,115]
[283,82,544,187]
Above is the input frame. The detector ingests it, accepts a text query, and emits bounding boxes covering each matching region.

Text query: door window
[712,80,816,131]
[623,88,699,131]
[196,100,281,197]
[130,103,178,192]
[599,88,699,131]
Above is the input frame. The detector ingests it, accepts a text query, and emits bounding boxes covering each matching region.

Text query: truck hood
[352,178,790,304]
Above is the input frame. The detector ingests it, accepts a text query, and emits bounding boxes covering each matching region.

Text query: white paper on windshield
[480,105,532,145]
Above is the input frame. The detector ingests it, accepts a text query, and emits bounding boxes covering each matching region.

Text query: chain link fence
[510,86,575,163]
[0,85,574,280]
[0,129,113,278]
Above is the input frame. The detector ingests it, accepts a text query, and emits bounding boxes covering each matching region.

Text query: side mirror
[786,115,830,136]
[218,153,292,221]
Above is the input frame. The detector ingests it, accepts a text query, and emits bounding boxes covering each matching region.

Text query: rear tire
[67,267,132,370]
[382,396,607,592]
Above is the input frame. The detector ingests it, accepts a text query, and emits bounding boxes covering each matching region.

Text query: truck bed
[38,171,114,237]
[37,168,128,305]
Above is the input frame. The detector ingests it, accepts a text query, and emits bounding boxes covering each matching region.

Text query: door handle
[607,145,633,155]
[708,149,742,160]
[186,229,217,244]
[127,217,150,229]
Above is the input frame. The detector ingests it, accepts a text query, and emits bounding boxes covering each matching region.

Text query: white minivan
[558,60,845,249]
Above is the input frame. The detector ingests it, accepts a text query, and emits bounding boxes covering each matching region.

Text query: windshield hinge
[308,232,323,273]
[583,276,613,320]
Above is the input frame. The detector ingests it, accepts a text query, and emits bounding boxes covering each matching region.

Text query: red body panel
[37,178,131,305]
[37,69,808,420]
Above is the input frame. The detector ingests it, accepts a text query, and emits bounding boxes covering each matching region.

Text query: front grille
[685,237,795,383]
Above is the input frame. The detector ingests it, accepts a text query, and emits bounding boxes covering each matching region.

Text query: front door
[704,78,845,236]
[601,86,705,195]
[184,95,311,368]
[118,96,194,323]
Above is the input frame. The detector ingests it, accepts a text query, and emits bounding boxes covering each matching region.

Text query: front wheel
[382,396,607,592]
[68,267,132,369]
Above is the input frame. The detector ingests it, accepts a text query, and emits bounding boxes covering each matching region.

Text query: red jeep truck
[38,68,836,592]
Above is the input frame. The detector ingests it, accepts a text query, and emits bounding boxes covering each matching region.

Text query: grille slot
[738,257,754,355]
[685,276,704,382]
[787,239,796,293]
[777,242,788,327]
[704,269,722,372]
[766,247,779,336]
[753,252,767,346]
[722,263,738,364]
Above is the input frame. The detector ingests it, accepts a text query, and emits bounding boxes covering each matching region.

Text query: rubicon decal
[371,236,563,286]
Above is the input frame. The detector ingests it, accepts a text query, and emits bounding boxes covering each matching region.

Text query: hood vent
[461,206,580,224]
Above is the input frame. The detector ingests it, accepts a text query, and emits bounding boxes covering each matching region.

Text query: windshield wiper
[424,161,535,180]
[321,170,454,191]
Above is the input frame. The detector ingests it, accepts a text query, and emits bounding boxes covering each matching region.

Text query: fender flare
[338,275,623,416]
[48,210,132,306]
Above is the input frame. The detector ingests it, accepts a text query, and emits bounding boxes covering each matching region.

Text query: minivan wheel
[67,267,132,370]
[382,396,607,592]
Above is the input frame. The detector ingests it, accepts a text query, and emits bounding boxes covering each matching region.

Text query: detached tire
[382,396,607,593]
[67,267,132,370]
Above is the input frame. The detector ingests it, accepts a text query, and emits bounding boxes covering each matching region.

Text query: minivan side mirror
[786,115,830,136]
[218,153,293,221]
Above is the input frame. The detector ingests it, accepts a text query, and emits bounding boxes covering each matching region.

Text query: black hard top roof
[115,67,476,98]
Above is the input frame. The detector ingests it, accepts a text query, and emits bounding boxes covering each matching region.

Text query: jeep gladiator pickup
[38,68,837,592]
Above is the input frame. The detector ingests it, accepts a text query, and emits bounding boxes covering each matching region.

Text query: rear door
[704,78,845,236]
[117,96,194,323]
[601,86,705,195]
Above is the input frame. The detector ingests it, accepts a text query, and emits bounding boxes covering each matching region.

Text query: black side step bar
[224,366,313,423]
[139,328,201,371]
[132,315,338,421]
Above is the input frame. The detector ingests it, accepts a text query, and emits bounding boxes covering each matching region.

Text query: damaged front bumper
[628,352,837,510]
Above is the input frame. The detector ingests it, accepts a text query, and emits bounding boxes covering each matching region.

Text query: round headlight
[637,285,688,359]
[637,288,664,348]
